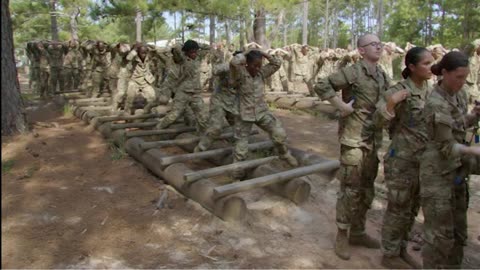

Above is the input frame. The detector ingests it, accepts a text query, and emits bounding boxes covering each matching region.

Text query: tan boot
[400,248,422,269]
[335,229,351,260]
[381,256,411,269]
[349,233,380,249]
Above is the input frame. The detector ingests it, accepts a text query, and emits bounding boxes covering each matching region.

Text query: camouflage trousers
[420,169,468,269]
[91,69,109,97]
[336,144,379,236]
[293,73,315,96]
[125,81,156,114]
[32,68,49,97]
[158,90,208,132]
[79,69,93,94]
[49,67,64,94]
[233,112,288,162]
[63,68,80,91]
[381,156,420,256]
[197,104,236,151]
[112,68,131,111]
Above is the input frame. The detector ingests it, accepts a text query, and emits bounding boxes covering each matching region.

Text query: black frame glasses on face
[360,42,384,48]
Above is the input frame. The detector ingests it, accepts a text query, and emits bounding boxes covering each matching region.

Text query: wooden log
[110,121,158,130]
[213,160,340,199]
[184,156,278,183]
[158,141,274,166]
[79,105,112,111]
[276,97,298,109]
[266,95,282,103]
[294,99,316,109]
[139,130,258,150]
[125,126,196,138]
[69,97,110,103]
[96,113,164,123]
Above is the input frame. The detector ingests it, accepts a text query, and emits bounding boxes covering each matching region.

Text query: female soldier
[420,51,480,268]
[375,47,434,269]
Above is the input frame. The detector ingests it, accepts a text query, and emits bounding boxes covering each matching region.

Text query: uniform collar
[405,77,427,96]
[359,59,381,77]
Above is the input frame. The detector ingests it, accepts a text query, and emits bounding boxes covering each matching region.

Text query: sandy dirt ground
[2,76,480,268]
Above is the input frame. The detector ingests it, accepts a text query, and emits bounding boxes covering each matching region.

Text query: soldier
[230,49,298,179]
[111,43,132,112]
[267,49,290,93]
[291,44,316,96]
[79,40,96,94]
[90,41,111,97]
[419,51,480,268]
[464,42,480,107]
[124,44,157,114]
[194,59,239,152]
[374,47,434,268]
[156,40,209,132]
[63,39,81,91]
[46,41,66,94]
[314,34,390,260]
[26,42,39,94]
[33,42,50,97]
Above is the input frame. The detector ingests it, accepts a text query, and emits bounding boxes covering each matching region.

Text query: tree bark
[2,0,28,135]
[253,7,267,47]
[49,0,59,41]
[268,9,284,48]
[331,7,338,48]
[224,19,231,46]
[239,16,245,49]
[302,0,308,45]
[209,14,216,45]
[283,23,287,47]
[135,7,142,42]
[377,0,384,39]
[323,0,329,49]
[70,6,81,40]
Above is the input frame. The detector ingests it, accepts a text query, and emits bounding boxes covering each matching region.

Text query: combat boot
[349,233,380,249]
[280,151,299,167]
[400,248,422,269]
[334,229,350,260]
[381,256,411,269]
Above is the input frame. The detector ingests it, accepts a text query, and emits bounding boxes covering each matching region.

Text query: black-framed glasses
[360,42,384,48]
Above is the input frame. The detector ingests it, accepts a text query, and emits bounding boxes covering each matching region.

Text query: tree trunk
[253,7,267,47]
[377,0,384,39]
[135,7,142,42]
[283,22,287,47]
[302,0,308,45]
[323,0,329,49]
[239,16,245,49]
[2,0,28,135]
[49,0,59,41]
[351,5,355,49]
[70,6,80,40]
[268,9,284,48]
[224,19,231,46]
[331,7,338,48]
[209,14,215,45]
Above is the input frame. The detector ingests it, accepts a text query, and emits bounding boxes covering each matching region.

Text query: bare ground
[2,76,480,268]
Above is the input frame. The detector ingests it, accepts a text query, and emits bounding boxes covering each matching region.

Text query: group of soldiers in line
[25,36,480,269]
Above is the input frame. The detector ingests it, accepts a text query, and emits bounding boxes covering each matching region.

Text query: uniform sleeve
[373,85,404,128]
[260,55,281,79]
[426,101,459,158]
[313,66,353,101]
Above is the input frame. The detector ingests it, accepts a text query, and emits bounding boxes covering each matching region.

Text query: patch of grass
[21,93,36,101]
[25,165,40,178]
[2,160,15,174]
[63,104,74,117]
[268,102,277,110]
[290,108,303,115]
[251,148,274,159]
[108,140,127,160]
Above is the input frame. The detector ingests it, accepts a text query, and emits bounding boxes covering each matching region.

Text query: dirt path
[2,76,480,268]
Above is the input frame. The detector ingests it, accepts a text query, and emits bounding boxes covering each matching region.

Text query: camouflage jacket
[129,54,155,87]
[46,44,65,68]
[210,63,238,115]
[375,78,430,161]
[92,49,111,72]
[314,59,391,149]
[231,55,281,121]
[63,48,81,69]
[421,83,471,176]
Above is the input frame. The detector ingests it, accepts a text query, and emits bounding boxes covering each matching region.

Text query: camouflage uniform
[79,40,96,94]
[231,54,292,162]
[157,49,208,132]
[420,84,475,269]
[63,41,81,91]
[33,43,50,97]
[314,60,390,236]
[466,51,479,104]
[46,42,65,94]
[374,78,429,258]
[292,47,315,96]
[90,43,111,97]
[196,63,238,151]
[125,51,156,114]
